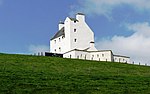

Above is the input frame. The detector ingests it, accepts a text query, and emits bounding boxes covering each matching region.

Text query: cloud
[96,22,150,65]
[72,0,150,17]
[29,45,49,54]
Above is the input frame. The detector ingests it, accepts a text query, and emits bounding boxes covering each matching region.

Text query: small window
[55,49,56,52]
[92,55,94,57]
[59,38,61,42]
[70,55,71,58]
[74,21,76,23]
[102,54,104,57]
[54,40,56,44]
[59,47,61,52]
[74,39,77,42]
[97,54,99,57]
[74,29,76,32]
[62,36,64,39]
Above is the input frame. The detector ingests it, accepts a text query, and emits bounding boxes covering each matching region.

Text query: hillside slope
[0,54,150,94]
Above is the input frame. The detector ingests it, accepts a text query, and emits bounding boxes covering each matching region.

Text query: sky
[1,0,150,65]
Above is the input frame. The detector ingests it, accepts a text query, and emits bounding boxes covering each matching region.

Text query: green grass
[0,54,150,94]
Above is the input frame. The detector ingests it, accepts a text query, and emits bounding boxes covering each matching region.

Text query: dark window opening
[85,55,86,60]
[102,54,104,57]
[59,47,61,52]
[74,39,77,42]
[70,55,71,58]
[97,54,99,57]
[74,29,76,32]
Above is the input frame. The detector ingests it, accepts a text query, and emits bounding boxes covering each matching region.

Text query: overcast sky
[0,0,150,65]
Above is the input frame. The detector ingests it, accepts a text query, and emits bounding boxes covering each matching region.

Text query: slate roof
[69,17,79,22]
[51,27,65,40]
[77,13,85,15]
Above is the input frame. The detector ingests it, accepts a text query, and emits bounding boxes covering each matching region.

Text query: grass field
[0,53,150,94]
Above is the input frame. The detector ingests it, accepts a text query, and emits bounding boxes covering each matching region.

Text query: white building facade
[50,13,130,63]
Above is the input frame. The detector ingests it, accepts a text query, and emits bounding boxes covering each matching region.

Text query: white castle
[50,13,130,63]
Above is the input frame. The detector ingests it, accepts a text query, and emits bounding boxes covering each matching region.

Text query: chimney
[59,21,64,30]
[90,41,95,48]
[76,13,85,22]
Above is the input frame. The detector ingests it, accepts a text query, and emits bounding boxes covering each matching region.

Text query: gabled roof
[51,27,65,40]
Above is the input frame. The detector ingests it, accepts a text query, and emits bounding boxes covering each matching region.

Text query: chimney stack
[76,13,85,22]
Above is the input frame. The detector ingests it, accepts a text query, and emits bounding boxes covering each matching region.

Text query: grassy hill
[0,54,150,94]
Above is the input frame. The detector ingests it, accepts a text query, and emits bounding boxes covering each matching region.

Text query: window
[80,54,82,58]
[59,47,61,52]
[102,54,104,57]
[74,39,77,42]
[97,54,99,57]
[55,49,56,52]
[54,40,56,44]
[74,29,76,32]
[62,36,64,39]
[119,58,121,62]
[59,38,61,42]
[74,21,76,23]
[70,55,71,58]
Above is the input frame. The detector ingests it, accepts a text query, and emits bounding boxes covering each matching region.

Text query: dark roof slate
[69,17,79,22]
[76,13,85,15]
[51,27,65,40]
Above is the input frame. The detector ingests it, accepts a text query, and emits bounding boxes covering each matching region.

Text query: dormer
[76,13,85,22]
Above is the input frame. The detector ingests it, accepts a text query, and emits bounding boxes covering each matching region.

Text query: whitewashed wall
[63,50,76,58]
[63,50,113,62]
[89,51,113,62]
[50,13,130,64]
[50,13,95,54]
[50,36,66,54]
[114,55,130,63]
[70,14,95,50]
